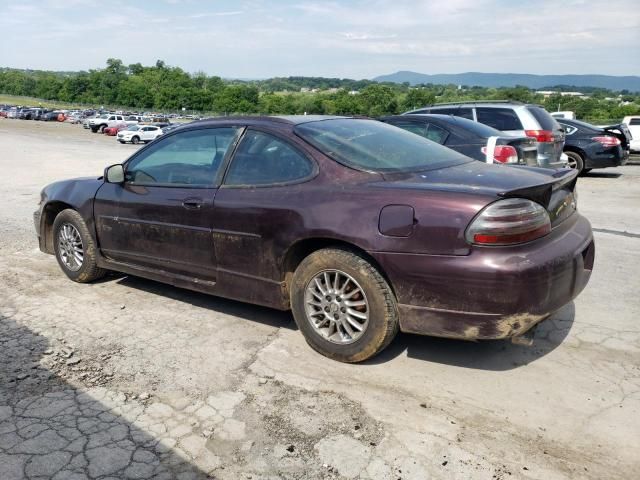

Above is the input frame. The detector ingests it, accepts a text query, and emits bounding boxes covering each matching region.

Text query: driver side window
[126,127,240,187]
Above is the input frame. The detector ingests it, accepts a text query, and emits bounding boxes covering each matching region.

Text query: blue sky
[0,0,638,78]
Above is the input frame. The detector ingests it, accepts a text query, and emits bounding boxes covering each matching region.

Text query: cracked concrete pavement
[0,120,639,479]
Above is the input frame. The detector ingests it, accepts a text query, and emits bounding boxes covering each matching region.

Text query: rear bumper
[584,146,628,169]
[536,141,566,169]
[371,213,594,340]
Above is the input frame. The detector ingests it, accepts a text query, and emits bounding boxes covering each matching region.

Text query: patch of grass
[0,94,90,110]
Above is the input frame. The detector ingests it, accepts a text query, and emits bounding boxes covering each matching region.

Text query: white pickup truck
[623,116,640,152]
[88,114,138,133]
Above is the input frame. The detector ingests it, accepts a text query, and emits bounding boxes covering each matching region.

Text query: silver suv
[405,101,566,169]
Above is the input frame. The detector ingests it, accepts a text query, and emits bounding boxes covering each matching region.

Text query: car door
[93,126,243,281]
[210,128,317,306]
[139,126,153,141]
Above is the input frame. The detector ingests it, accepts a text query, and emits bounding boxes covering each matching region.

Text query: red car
[103,123,128,136]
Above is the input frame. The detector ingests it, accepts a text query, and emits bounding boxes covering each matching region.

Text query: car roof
[556,118,601,130]
[188,115,350,128]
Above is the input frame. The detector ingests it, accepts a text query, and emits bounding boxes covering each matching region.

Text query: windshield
[99,114,109,119]
[295,119,470,172]
[126,125,140,131]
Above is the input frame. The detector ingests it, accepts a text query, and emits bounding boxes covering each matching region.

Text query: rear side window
[526,106,560,131]
[630,118,640,126]
[385,121,449,144]
[225,131,314,186]
[476,108,523,131]
[559,123,577,135]
[385,121,428,138]
[425,124,449,144]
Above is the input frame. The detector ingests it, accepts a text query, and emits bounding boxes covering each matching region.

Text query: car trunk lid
[496,136,538,166]
[379,161,578,226]
[601,123,632,150]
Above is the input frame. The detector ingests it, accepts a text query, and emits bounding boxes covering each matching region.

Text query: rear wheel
[290,248,398,363]
[565,151,584,173]
[53,209,106,283]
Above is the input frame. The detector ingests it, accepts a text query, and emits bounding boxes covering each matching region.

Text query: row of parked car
[77,101,640,173]
[79,112,177,144]
[3,101,637,172]
[394,101,637,174]
[0,106,70,121]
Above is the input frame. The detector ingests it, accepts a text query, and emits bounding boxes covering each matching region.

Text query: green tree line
[1,59,638,122]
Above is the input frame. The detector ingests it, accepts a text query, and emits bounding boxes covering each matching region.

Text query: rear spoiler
[602,123,632,146]
[498,168,578,208]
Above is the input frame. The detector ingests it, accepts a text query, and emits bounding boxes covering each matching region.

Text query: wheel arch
[563,145,586,159]
[281,237,394,297]
[41,201,74,254]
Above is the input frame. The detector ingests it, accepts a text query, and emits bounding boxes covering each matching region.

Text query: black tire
[52,209,106,283]
[565,151,584,173]
[99,124,107,133]
[290,248,398,363]
[131,136,140,144]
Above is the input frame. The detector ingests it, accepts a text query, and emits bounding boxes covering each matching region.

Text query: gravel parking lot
[1,119,639,480]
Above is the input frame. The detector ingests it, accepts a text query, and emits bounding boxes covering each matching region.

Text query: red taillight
[466,198,551,246]
[525,129,555,143]
[481,145,519,164]
[592,136,620,147]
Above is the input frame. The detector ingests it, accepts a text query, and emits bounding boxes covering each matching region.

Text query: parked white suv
[89,114,126,133]
[623,116,640,152]
[405,101,567,169]
[117,125,163,144]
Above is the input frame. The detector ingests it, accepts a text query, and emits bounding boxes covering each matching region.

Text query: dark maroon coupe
[34,116,594,362]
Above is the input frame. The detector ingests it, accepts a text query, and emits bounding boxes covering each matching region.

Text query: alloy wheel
[304,270,370,344]
[57,223,84,271]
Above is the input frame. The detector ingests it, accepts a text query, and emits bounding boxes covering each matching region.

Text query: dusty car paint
[35,116,593,341]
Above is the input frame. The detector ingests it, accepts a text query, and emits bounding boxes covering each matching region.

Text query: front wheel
[53,209,106,283]
[290,248,398,363]
[565,151,584,173]
[131,136,140,144]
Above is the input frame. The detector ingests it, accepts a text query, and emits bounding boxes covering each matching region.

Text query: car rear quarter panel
[212,171,490,289]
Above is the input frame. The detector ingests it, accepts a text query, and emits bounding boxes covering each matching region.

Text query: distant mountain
[373,71,640,92]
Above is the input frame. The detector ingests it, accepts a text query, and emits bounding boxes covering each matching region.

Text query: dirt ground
[0,119,639,480]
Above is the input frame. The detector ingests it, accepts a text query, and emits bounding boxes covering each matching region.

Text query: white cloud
[0,0,638,77]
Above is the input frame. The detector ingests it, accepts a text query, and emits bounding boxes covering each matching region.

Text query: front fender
[37,177,103,253]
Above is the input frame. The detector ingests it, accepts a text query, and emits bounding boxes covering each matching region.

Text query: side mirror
[105,164,125,183]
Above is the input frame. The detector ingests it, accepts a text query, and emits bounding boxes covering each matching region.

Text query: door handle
[182,198,203,210]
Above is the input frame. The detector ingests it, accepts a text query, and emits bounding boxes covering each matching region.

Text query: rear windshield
[295,118,470,173]
[445,116,503,137]
[526,106,560,131]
